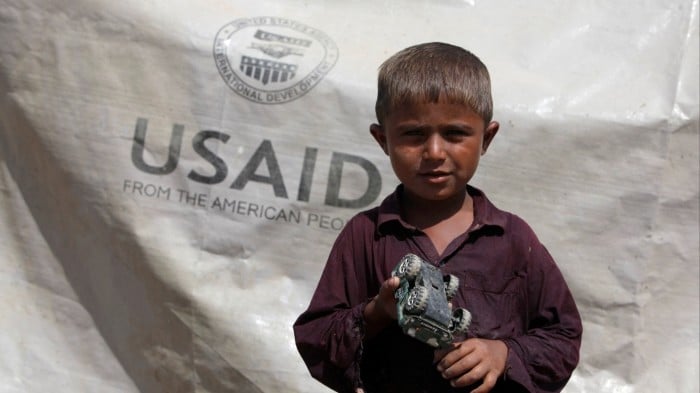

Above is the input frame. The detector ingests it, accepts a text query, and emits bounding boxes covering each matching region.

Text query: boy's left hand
[434,338,508,393]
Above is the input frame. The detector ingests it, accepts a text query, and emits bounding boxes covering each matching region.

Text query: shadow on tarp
[0,98,264,392]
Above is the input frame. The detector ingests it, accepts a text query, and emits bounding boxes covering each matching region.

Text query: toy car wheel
[405,286,428,313]
[444,274,459,300]
[395,254,422,280]
[450,308,472,334]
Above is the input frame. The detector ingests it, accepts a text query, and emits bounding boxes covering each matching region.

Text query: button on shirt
[294,185,582,392]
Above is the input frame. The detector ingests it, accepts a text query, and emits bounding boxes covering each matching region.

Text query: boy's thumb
[389,276,400,289]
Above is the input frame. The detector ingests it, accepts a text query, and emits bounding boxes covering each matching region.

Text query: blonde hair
[375,42,493,124]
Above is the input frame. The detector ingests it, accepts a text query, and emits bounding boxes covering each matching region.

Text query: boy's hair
[375,42,493,124]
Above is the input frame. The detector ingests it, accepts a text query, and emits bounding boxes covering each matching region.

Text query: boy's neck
[399,187,473,231]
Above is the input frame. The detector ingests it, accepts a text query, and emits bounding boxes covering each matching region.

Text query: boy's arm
[294,300,367,392]
[293,224,377,393]
[294,274,399,392]
[362,276,399,338]
[501,243,582,392]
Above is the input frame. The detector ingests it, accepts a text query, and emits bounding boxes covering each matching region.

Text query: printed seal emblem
[214,17,339,104]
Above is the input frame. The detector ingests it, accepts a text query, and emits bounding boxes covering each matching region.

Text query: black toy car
[392,253,471,348]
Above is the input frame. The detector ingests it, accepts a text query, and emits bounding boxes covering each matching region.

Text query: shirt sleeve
[293,219,373,393]
[501,225,583,392]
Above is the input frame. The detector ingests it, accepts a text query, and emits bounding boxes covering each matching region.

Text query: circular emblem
[213,17,339,104]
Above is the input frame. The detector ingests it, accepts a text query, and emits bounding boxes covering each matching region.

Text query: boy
[294,42,582,393]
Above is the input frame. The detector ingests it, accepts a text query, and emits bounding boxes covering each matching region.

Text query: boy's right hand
[375,276,401,319]
[362,276,400,338]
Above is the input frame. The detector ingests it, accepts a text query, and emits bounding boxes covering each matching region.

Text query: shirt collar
[376,184,508,235]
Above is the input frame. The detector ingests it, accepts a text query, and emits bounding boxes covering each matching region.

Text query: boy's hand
[362,276,400,338]
[375,276,400,319]
[434,338,508,393]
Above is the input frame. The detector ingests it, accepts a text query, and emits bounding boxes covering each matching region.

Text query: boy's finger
[433,349,447,364]
[381,276,399,293]
[468,372,498,393]
[433,342,459,365]
[389,276,400,288]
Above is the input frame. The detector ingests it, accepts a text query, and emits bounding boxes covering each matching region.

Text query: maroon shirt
[294,185,582,392]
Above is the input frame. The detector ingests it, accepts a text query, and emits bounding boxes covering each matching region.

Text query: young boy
[294,42,582,393]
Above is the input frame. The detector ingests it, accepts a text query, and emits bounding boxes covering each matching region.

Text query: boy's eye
[402,129,425,137]
[444,129,470,138]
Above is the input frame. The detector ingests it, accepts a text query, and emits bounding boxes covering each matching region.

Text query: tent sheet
[0,1,698,392]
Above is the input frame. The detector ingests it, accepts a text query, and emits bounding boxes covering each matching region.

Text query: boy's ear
[369,123,389,155]
[481,121,499,155]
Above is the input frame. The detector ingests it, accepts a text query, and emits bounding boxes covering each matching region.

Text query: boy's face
[370,100,498,203]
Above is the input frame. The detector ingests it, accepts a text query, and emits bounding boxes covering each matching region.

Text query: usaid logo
[213,17,339,104]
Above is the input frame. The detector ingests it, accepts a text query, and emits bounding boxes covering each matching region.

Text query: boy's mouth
[420,170,449,176]
[420,171,451,182]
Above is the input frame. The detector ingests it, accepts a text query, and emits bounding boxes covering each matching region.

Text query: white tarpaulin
[0,1,698,392]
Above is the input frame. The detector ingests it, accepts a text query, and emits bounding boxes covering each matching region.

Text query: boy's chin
[404,188,468,203]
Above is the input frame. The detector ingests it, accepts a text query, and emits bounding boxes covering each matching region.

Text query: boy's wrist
[362,296,393,338]
[364,296,391,322]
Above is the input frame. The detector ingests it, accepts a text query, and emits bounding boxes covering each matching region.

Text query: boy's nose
[423,135,446,160]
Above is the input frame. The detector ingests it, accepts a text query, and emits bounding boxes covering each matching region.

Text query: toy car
[392,253,471,348]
